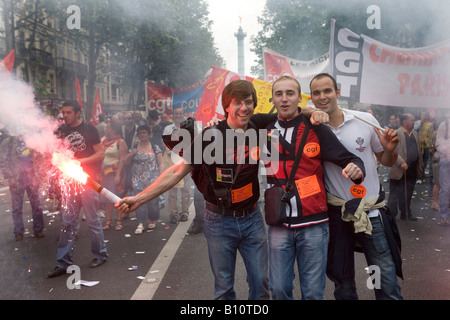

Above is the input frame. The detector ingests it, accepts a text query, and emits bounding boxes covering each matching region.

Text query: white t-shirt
[323,110,383,218]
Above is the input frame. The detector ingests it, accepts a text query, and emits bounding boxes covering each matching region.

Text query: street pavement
[0,177,449,301]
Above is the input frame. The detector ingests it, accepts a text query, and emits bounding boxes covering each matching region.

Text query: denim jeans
[328,208,403,300]
[203,205,270,300]
[439,162,450,219]
[57,188,107,269]
[10,175,44,235]
[268,223,329,300]
[133,189,160,224]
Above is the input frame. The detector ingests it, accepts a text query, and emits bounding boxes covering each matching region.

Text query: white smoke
[0,69,66,155]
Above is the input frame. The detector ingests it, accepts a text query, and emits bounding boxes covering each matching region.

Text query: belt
[205,202,257,218]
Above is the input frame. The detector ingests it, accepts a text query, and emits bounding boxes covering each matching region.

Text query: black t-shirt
[61,121,102,179]
[187,120,262,210]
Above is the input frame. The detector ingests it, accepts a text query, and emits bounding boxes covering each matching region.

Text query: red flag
[90,89,104,125]
[75,74,84,110]
[0,49,15,73]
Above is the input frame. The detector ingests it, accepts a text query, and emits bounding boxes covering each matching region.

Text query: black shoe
[90,258,107,268]
[188,222,203,235]
[47,266,67,278]
[34,230,45,239]
[15,233,23,241]
[170,215,179,224]
[180,213,189,222]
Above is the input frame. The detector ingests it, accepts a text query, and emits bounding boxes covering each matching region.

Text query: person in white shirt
[309,73,403,300]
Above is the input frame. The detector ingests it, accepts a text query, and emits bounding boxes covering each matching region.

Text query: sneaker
[188,222,204,235]
[170,215,179,224]
[47,266,67,278]
[89,258,107,268]
[438,217,449,226]
[180,213,189,222]
[34,230,45,239]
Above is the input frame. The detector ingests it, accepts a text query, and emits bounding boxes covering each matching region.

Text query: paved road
[0,179,449,302]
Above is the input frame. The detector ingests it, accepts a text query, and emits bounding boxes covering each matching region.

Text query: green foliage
[251,0,448,78]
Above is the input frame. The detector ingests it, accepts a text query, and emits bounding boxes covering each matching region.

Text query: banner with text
[330,19,450,108]
[263,48,330,94]
[145,80,206,116]
[195,66,310,125]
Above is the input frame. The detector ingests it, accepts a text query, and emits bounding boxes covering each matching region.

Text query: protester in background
[310,73,403,300]
[430,129,440,211]
[418,112,435,185]
[122,111,139,150]
[147,110,160,129]
[124,125,164,234]
[133,110,146,127]
[435,116,450,226]
[379,114,401,182]
[95,113,107,139]
[162,107,193,224]
[150,110,169,151]
[102,122,127,231]
[0,134,45,241]
[387,113,423,221]
[160,112,171,127]
[386,114,399,130]
[47,100,107,278]
[121,111,139,199]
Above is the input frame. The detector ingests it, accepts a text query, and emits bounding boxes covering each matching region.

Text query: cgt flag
[195,66,310,125]
[90,89,103,125]
[75,74,84,110]
[263,48,330,94]
[0,49,15,73]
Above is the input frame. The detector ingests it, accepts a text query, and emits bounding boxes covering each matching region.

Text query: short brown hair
[221,80,257,119]
[272,76,302,95]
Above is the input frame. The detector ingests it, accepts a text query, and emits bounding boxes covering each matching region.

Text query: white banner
[263,48,330,94]
[330,19,450,108]
[360,35,450,108]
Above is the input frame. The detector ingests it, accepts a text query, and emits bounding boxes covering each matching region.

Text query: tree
[2,0,223,115]
[251,0,442,78]
[111,0,223,106]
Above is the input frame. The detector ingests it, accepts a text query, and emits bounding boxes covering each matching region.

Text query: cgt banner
[195,66,310,125]
[263,48,330,94]
[145,79,207,116]
[330,19,450,108]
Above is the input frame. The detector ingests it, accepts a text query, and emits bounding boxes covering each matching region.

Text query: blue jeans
[133,189,160,224]
[439,162,450,219]
[203,205,269,300]
[328,208,403,300]
[57,188,107,269]
[10,175,44,235]
[269,223,329,300]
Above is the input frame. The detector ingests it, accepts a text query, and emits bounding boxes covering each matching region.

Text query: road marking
[131,203,194,300]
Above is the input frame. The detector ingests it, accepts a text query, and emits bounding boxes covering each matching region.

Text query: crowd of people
[0,73,448,300]
[378,109,449,226]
